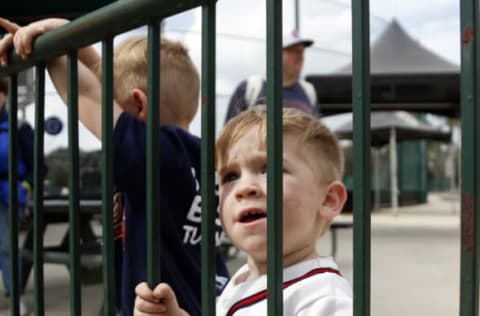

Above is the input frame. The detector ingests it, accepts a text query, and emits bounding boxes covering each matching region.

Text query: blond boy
[134,107,352,315]
[0,18,229,316]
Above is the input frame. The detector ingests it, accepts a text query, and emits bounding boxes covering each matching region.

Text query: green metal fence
[0,0,478,315]
[459,0,480,314]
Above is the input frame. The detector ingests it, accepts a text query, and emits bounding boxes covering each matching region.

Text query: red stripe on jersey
[225,267,341,316]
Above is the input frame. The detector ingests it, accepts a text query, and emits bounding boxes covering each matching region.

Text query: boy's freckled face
[218,128,327,264]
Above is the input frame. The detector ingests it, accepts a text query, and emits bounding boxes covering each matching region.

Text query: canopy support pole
[390,127,399,216]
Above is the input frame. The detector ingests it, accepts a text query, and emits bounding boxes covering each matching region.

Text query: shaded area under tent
[332,111,452,215]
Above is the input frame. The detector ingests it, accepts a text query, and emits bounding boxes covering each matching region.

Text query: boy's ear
[131,88,148,122]
[319,181,348,219]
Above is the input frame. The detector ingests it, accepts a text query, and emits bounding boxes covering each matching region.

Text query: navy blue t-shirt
[114,113,229,316]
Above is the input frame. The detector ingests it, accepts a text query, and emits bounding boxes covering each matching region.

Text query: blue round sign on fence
[45,116,63,135]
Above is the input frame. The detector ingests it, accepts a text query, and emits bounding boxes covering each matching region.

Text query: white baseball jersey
[216,257,352,316]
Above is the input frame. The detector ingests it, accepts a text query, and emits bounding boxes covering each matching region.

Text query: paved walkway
[331,192,461,316]
[0,192,463,315]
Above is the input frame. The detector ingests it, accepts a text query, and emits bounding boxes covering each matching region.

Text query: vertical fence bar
[459,0,480,314]
[294,0,300,32]
[101,38,116,316]
[265,0,283,314]
[33,65,46,316]
[351,0,371,315]
[201,1,217,315]
[7,74,20,316]
[146,21,161,287]
[67,51,81,316]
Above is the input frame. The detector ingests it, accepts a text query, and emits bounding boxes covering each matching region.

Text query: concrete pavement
[0,192,464,315]
[331,192,461,316]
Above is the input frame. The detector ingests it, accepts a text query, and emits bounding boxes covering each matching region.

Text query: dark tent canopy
[307,20,460,117]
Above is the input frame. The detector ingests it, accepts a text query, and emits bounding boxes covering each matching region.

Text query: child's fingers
[134,296,167,315]
[152,284,188,315]
[0,18,19,34]
[134,282,168,315]
[135,282,160,303]
[13,25,39,58]
[13,29,31,58]
[13,19,69,58]
[0,33,13,66]
[135,283,187,315]
[12,22,47,58]
[152,283,177,300]
[152,283,181,306]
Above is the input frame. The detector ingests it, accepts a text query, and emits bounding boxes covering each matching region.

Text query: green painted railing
[7,74,20,316]
[459,0,480,315]
[33,65,45,316]
[265,0,284,314]
[100,37,115,316]
[352,1,371,316]
[0,0,478,316]
[146,21,162,293]
[200,1,217,315]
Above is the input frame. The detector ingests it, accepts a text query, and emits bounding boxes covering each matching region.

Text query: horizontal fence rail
[0,0,202,75]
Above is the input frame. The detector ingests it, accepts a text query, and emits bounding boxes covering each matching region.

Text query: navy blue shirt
[114,113,229,316]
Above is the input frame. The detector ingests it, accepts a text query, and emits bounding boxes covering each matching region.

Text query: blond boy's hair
[96,36,200,123]
[216,106,344,183]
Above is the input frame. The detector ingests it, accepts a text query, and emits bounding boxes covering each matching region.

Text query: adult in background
[0,75,34,316]
[224,30,317,123]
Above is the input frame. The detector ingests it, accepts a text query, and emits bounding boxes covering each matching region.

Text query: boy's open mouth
[239,210,267,223]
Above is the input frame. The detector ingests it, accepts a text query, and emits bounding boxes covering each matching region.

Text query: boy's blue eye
[222,171,239,183]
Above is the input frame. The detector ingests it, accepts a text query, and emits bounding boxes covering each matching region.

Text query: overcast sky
[26,0,461,153]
